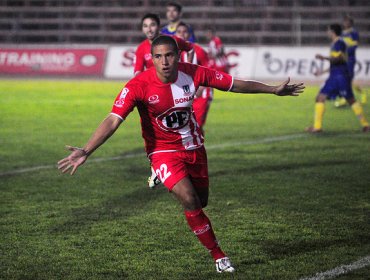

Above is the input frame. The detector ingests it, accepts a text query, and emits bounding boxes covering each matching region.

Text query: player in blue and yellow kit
[306,24,369,133]
[335,16,366,107]
[160,1,196,42]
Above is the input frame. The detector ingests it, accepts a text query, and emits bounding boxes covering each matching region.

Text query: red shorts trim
[149,146,209,191]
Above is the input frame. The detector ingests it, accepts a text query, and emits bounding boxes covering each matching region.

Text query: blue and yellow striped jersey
[329,38,348,75]
[342,28,359,62]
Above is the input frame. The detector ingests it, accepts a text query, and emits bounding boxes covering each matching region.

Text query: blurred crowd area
[0,0,369,45]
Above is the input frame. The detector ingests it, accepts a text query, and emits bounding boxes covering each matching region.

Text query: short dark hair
[166,1,182,13]
[329,24,342,36]
[176,21,190,31]
[151,35,179,54]
[141,13,160,26]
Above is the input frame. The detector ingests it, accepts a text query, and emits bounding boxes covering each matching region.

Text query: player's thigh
[319,77,337,101]
[337,77,355,101]
[150,152,188,191]
[187,146,209,188]
[187,146,209,207]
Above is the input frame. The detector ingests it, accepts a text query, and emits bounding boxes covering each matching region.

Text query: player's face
[142,18,159,41]
[343,19,351,29]
[175,25,190,41]
[327,28,335,40]
[152,44,179,83]
[166,6,180,22]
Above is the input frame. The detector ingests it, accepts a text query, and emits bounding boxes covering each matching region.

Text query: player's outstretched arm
[57,114,122,175]
[230,78,305,96]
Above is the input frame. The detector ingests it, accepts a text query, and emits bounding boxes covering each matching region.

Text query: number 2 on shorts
[155,164,172,183]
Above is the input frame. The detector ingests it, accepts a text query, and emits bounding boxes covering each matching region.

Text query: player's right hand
[57,146,88,175]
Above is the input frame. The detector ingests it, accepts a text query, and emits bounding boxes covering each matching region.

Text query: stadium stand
[0,0,369,45]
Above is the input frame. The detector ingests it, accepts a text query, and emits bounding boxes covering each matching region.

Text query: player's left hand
[274,78,305,96]
[57,145,88,175]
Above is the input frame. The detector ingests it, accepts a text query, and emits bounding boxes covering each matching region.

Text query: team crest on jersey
[144,53,152,61]
[156,107,191,131]
[182,85,191,96]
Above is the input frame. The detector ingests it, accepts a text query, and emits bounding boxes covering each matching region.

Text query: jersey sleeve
[111,81,141,120]
[134,45,145,74]
[197,46,210,67]
[173,35,193,52]
[331,40,346,58]
[353,30,359,42]
[194,64,233,91]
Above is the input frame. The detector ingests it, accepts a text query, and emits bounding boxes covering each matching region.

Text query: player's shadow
[49,186,167,234]
[255,233,370,261]
[50,150,167,234]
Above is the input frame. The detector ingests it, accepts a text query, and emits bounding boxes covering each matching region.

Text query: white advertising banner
[253,47,327,80]
[104,45,257,80]
[104,45,136,79]
[252,47,370,81]
[104,45,370,83]
[224,46,256,79]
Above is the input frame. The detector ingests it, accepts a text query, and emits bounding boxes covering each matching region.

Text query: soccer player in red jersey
[58,35,304,273]
[176,21,213,135]
[134,13,193,76]
[206,28,229,73]
[135,13,194,188]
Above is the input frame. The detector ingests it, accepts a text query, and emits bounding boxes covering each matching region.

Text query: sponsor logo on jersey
[144,53,152,61]
[148,94,160,104]
[174,95,194,104]
[114,99,125,107]
[156,107,191,131]
[215,71,224,80]
[119,87,129,99]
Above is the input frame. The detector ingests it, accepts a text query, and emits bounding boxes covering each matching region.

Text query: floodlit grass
[1,79,369,279]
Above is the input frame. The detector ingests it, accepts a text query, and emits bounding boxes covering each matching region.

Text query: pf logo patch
[156,107,191,131]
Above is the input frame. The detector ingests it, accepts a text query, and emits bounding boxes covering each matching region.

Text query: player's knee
[180,191,202,210]
[201,199,208,208]
[316,94,326,103]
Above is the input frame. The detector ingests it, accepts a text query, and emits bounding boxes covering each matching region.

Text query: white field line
[300,255,370,280]
[0,133,308,177]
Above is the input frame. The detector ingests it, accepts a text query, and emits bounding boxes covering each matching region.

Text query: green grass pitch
[1,79,369,279]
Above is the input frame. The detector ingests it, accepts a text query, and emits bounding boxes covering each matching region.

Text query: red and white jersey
[181,44,213,100]
[180,43,209,68]
[111,62,233,156]
[134,36,193,75]
[208,36,223,57]
[208,36,229,73]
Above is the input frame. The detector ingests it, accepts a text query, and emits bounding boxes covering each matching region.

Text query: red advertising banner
[0,48,106,76]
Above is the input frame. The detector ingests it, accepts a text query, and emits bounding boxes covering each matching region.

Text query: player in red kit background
[206,28,229,73]
[134,13,193,76]
[58,35,304,274]
[175,21,213,135]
